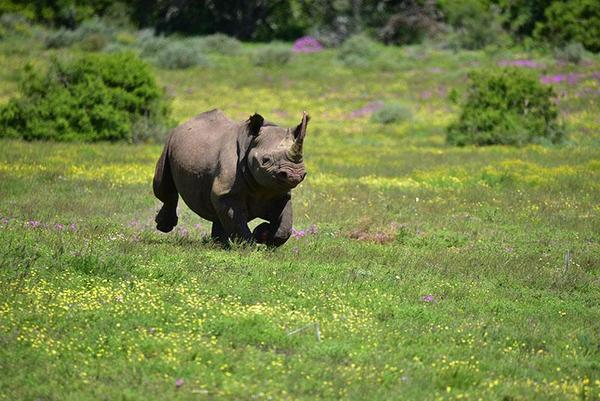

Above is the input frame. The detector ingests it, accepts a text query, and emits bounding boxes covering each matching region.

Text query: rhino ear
[247,113,264,136]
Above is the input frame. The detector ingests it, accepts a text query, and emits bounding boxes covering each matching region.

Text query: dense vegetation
[0,52,171,142]
[1,0,599,51]
[447,69,564,146]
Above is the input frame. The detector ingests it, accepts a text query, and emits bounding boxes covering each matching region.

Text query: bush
[76,17,116,39]
[534,0,600,53]
[447,69,565,146]
[337,34,378,67]
[0,12,32,38]
[197,33,242,55]
[371,103,412,124]
[0,52,171,142]
[554,42,589,65]
[440,0,510,50]
[136,29,170,57]
[154,41,210,69]
[251,44,292,66]
[44,28,79,48]
[376,1,443,45]
[43,17,116,50]
[79,32,109,51]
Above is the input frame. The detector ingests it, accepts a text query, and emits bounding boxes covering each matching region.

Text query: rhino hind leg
[153,144,179,233]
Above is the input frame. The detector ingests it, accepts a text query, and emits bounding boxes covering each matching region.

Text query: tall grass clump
[337,34,379,67]
[251,43,292,66]
[0,52,171,142]
[447,68,565,146]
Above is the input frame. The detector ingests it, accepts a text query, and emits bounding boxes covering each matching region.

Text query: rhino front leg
[210,221,229,247]
[254,197,292,248]
[212,195,253,244]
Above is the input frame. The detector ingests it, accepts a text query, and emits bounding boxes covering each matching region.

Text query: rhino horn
[289,111,309,161]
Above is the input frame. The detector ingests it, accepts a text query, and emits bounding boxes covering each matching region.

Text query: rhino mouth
[275,170,306,188]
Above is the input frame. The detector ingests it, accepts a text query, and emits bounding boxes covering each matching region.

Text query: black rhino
[153,109,309,247]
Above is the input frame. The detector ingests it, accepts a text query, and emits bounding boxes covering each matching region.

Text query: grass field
[1,38,600,400]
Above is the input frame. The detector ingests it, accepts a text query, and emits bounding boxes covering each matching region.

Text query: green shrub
[154,41,209,69]
[136,29,170,57]
[115,31,136,45]
[0,52,171,142]
[43,17,116,50]
[197,33,242,55]
[338,34,379,67]
[371,103,412,124]
[447,69,565,146]
[534,0,600,53]
[76,17,115,39]
[79,32,109,51]
[554,42,590,65]
[440,0,510,50]
[44,28,79,48]
[0,12,32,37]
[251,44,292,66]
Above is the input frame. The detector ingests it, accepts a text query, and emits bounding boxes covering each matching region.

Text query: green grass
[1,34,600,400]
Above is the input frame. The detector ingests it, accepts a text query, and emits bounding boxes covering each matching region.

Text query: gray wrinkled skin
[153,109,309,247]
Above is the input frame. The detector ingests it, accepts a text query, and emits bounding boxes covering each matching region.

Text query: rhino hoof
[156,221,176,233]
[155,209,178,233]
[253,222,271,244]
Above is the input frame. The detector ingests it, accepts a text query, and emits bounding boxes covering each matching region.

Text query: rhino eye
[261,155,272,166]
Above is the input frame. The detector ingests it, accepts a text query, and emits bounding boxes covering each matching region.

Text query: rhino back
[167,109,239,221]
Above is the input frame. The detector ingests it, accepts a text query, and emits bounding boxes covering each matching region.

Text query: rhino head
[245,112,309,190]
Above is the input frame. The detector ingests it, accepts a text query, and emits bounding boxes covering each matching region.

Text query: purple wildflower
[498,59,543,68]
[54,223,65,231]
[27,220,41,228]
[68,223,77,231]
[1,217,8,225]
[421,295,435,303]
[178,227,189,236]
[349,100,385,118]
[175,378,184,388]
[540,73,582,85]
[307,224,318,235]
[420,90,432,100]
[291,228,306,239]
[292,36,323,53]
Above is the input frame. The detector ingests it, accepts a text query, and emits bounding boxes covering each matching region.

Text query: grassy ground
[1,37,600,400]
